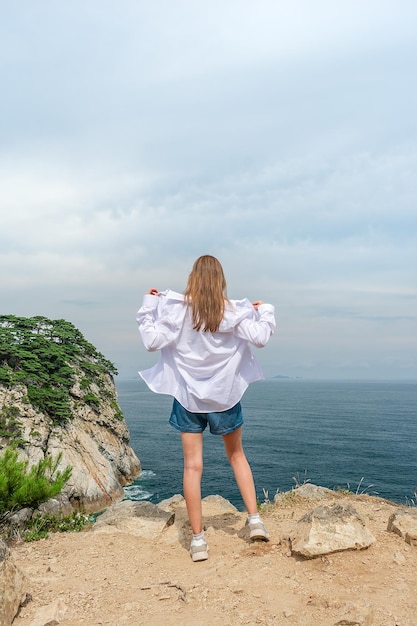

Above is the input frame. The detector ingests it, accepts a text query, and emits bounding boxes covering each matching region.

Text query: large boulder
[387,508,417,546]
[290,503,375,558]
[93,500,175,538]
[0,539,28,626]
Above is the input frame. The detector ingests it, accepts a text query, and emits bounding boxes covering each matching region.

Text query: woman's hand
[252,300,264,309]
[147,288,160,296]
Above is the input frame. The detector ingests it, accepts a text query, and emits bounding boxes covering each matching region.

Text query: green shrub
[84,392,101,411]
[24,510,93,541]
[79,377,91,390]
[0,446,72,527]
[0,406,22,439]
[110,400,124,420]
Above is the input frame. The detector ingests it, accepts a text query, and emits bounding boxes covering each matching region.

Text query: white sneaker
[189,538,209,562]
[248,519,270,541]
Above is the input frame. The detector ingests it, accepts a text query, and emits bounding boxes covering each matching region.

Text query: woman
[136,255,276,562]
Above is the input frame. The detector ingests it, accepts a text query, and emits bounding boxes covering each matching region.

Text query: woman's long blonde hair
[184,255,228,332]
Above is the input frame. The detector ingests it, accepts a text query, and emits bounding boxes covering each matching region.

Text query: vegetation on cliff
[0,447,72,529]
[0,314,121,432]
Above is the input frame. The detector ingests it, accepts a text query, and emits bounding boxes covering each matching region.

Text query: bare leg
[181,432,204,534]
[222,427,258,514]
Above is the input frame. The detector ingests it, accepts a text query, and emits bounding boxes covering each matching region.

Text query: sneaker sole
[250,531,270,542]
[191,549,209,562]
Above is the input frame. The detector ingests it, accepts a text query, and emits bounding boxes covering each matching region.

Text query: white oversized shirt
[136,289,276,413]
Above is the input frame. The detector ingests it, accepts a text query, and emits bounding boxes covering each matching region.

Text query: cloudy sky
[1,1,416,380]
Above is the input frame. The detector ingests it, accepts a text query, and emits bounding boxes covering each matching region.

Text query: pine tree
[0,446,72,526]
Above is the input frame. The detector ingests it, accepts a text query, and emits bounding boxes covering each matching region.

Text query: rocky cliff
[0,315,141,514]
[0,377,141,514]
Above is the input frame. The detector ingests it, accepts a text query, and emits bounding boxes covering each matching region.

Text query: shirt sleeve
[232,303,276,347]
[136,294,185,351]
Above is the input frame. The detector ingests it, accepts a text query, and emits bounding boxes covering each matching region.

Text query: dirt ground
[11,492,417,626]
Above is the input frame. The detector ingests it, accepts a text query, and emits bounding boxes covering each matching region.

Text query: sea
[116,378,417,511]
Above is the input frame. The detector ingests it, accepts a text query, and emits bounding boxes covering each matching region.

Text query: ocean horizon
[116,377,417,510]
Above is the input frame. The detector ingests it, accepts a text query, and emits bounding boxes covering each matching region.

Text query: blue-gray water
[117,378,417,510]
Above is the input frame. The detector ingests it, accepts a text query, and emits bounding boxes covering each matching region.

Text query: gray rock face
[387,508,417,546]
[290,503,375,558]
[0,377,141,514]
[93,500,175,538]
[0,538,28,626]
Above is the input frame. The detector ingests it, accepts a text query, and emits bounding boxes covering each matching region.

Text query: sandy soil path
[12,493,417,626]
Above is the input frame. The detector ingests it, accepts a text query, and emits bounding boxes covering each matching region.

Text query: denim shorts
[169,399,244,435]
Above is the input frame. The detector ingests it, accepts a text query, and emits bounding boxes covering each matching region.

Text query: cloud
[1,1,416,379]
[1,146,416,299]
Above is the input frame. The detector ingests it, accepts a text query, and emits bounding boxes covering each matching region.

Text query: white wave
[124,484,153,501]
[123,468,157,501]
[139,469,156,478]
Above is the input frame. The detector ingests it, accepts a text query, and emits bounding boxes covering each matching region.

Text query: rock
[158,494,238,515]
[294,483,334,499]
[8,507,33,527]
[38,495,73,517]
[0,376,141,514]
[334,600,374,625]
[274,483,334,504]
[290,503,375,558]
[0,538,29,626]
[387,508,417,546]
[202,494,239,513]
[93,500,175,538]
[393,550,406,565]
[158,494,185,511]
[27,598,68,626]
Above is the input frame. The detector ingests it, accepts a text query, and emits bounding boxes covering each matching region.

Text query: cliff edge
[0,315,141,514]
[9,488,417,626]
